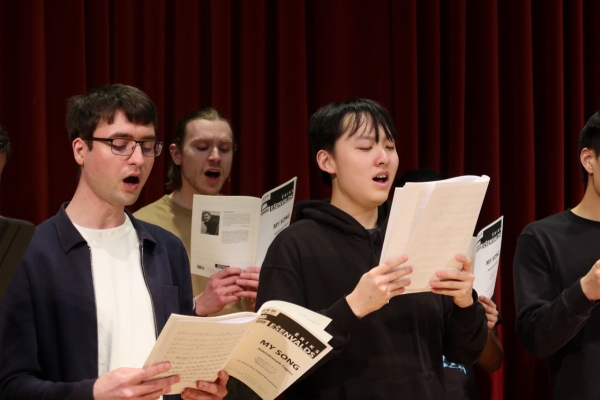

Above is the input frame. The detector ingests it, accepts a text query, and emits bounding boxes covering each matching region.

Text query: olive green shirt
[134,195,248,315]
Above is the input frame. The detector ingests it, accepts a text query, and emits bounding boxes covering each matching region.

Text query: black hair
[308,98,397,185]
[579,111,600,184]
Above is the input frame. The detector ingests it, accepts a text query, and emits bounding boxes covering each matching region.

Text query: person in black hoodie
[256,98,488,399]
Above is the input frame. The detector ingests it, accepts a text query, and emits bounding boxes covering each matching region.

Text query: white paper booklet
[380,175,490,293]
[467,216,503,299]
[143,300,332,400]
[190,177,297,277]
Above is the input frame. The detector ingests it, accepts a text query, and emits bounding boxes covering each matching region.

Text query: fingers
[478,296,498,328]
[205,283,243,296]
[243,266,261,274]
[207,274,243,289]
[182,371,229,399]
[384,265,413,282]
[367,262,412,297]
[387,278,411,295]
[204,270,244,296]
[455,254,472,272]
[137,375,180,399]
[142,362,173,380]
[430,267,474,307]
[94,365,180,400]
[195,285,243,315]
[233,267,260,292]
[236,290,257,299]
[370,276,412,297]
[373,258,412,295]
[236,277,259,290]
[485,314,498,325]
[210,267,243,281]
[480,301,498,317]
[375,255,409,274]
[434,267,474,283]
[478,295,497,309]
[430,278,472,294]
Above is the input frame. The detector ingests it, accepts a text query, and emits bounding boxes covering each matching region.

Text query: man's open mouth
[205,170,221,179]
[373,174,388,183]
[124,176,140,184]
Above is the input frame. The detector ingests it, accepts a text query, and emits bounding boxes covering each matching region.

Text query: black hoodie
[256,200,487,399]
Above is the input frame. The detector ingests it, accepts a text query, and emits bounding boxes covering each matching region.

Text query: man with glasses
[0,84,228,400]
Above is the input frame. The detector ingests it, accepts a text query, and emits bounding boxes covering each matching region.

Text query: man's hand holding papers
[236,266,261,311]
[194,266,261,315]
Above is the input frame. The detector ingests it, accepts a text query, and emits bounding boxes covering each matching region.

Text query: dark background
[2,1,599,399]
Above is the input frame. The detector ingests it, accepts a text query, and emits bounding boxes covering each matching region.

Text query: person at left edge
[0,84,228,400]
[0,125,11,180]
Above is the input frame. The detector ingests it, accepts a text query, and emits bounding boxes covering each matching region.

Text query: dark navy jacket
[0,204,193,399]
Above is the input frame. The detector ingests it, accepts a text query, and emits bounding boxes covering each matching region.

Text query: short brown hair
[66,84,158,149]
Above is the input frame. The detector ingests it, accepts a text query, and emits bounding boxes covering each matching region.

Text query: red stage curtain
[3,1,600,399]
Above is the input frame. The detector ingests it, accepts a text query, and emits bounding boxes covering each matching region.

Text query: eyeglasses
[85,137,164,157]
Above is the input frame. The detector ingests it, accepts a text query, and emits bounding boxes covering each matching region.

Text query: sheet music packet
[467,216,503,299]
[380,175,490,293]
[190,177,297,277]
[143,300,332,400]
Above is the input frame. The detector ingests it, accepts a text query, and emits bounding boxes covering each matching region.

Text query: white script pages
[143,300,333,400]
[380,175,490,293]
[190,177,297,277]
[467,216,503,299]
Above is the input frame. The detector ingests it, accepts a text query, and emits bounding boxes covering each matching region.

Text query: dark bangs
[67,84,158,141]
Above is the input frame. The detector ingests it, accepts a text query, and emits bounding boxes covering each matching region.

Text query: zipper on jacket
[88,245,100,377]
[140,239,159,338]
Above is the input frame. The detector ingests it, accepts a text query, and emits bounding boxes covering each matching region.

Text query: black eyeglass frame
[84,137,164,157]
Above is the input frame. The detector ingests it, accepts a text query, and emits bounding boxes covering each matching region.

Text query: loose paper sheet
[381,175,490,293]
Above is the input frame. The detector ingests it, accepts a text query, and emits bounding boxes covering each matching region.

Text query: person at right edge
[255,98,488,399]
[514,111,600,399]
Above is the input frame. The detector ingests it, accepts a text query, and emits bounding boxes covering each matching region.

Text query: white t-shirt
[74,215,156,376]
